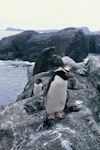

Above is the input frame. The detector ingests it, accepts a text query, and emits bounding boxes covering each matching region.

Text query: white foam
[0,59,34,66]
[83,53,100,64]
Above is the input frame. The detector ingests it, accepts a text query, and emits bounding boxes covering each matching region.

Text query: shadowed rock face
[61,29,89,62]
[88,34,100,54]
[0,28,89,62]
[0,56,100,150]
[33,47,64,75]
[85,56,100,95]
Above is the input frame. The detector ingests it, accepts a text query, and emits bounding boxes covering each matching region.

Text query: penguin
[44,66,74,119]
[33,79,43,96]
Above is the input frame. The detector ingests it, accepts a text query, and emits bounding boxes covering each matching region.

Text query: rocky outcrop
[0,30,39,60]
[0,28,89,62]
[85,56,100,92]
[62,29,88,62]
[88,33,100,54]
[33,47,64,75]
[0,56,100,150]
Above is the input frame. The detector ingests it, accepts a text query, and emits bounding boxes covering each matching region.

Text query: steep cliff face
[95,34,100,53]
[33,47,64,75]
[0,28,88,62]
[0,30,39,60]
[64,30,89,62]
[88,33,100,54]
[0,56,100,150]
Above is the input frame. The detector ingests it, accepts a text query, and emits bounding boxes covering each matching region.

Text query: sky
[0,0,100,31]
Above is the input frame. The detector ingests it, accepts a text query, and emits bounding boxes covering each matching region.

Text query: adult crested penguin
[45,66,74,119]
[33,79,43,96]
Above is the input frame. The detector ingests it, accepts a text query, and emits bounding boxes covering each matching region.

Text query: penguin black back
[35,79,42,84]
[55,70,69,80]
[44,72,55,96]
[44,67,70,96]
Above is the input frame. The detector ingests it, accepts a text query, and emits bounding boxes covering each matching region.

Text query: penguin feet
[55,112,65,119]
[48,112,65,120]
[48,113,55,119]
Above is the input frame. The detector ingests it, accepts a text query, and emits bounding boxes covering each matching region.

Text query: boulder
[0,56,100,150]
[88,33,100,54]
[85,56,100,91]
[27,63,35,80]
[0,28,88,62]
[33,47,64,75]
[27,55,78,82]
[95,34,100,53]
[0,30,39,60]
[59,29,89,62]
[62,56,82,71]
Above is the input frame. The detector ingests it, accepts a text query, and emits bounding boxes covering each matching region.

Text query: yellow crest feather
[54,66,70,73]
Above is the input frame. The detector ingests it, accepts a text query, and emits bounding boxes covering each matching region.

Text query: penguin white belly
[45,76,67,114]
[33,83,43,96]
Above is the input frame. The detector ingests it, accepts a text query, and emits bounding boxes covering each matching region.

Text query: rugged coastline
[0,27,100,149]
[0,50,100,149]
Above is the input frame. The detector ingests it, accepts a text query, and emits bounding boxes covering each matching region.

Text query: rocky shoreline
[0,27,100,63]
[0,27,96,62]
[0,52,100,149]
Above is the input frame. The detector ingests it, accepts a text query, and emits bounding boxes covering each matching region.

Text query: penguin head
[54,66,73,80]
[35,79,42,84]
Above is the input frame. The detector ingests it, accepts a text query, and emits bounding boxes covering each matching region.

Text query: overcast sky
[0,0,100,31]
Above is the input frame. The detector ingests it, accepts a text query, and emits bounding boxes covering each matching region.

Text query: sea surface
[0,60,35,107]
[0,31,35,108]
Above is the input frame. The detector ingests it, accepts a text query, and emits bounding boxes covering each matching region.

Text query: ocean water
[0,31,27,107]
[0,60,35,107]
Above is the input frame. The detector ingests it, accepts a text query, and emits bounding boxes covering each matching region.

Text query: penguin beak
[65,72,74,78]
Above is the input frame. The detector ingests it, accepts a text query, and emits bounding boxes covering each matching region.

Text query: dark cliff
[0,28,89,62]
[88,34,100,54]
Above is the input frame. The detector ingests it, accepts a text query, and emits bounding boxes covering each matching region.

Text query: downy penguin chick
[45,67,74,119]
[33,79,43,96]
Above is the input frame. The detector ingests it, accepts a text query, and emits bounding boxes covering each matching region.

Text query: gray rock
[33,47,64,75]
[27,64,35,80]
[85,56,100,91]
[62,56,83,71]
[88,34,100,54]
[0,28,88,62]
[0,56,100,150]
[0,76,100,150]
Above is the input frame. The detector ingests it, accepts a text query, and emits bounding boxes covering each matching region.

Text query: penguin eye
[64,69,69,73]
